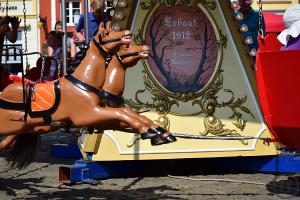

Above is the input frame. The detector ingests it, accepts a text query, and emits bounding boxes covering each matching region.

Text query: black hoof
[153,127,166,135]
[151,134,177,146]
[151,126,177,146]
[141,128,157,140]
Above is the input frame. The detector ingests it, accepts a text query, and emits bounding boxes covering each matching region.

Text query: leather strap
[99,89,124,107]
[116,52,139,67]
[65,75,125,107]
[65,75,100,96]
[93,39,113,66]
[0,99,25,110]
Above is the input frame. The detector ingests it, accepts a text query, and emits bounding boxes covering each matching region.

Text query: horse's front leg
[120,108,161,129]
[0,135,16,150]
[70,106,150,134]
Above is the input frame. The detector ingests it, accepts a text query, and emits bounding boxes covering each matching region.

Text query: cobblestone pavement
[0,131,299,200]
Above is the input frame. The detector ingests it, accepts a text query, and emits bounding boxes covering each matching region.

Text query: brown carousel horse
[0,23,175,168]
[101,44,175,145]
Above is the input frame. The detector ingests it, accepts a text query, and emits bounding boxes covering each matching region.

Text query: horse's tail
[8,133,40,169]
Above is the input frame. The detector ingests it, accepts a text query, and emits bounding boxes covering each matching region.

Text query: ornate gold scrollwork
[218,88,254,131]
[199,115,248,145]
[141,0,216,10]
[126,115,170,148]
[126,69,254,146]
[124,0,253,147]
[218,30,228,48]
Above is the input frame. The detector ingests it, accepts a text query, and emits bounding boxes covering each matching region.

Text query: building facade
[0,0,39,70]
[253,0,300,13]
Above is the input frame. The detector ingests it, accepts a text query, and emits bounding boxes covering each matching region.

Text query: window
[66,1,81,25]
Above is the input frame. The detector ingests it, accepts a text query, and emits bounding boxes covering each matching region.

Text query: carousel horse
[0,44,177,149]
[0,23,175,169]
[101,44,176,145]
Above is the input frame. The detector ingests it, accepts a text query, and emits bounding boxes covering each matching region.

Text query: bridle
[92,30,127,66]
[66,30,132,100]
[116,52,139,68]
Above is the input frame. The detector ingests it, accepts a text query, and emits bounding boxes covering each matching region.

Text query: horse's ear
[99,22,105,30]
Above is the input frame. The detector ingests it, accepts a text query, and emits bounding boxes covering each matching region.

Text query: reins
[66,31,128,100]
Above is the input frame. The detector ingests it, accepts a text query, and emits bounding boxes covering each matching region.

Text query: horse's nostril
[124,30,132,36]
[143,46,150,51]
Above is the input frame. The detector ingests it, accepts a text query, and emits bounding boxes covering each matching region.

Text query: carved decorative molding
[125,1,254,147]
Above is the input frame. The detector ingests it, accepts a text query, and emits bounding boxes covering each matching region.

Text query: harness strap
[93,39,112,66]
[100,38,122,45]
[99,89,124,108]
[0,99,25,110]
[65,75,124,107]
[65,75,100,96]
[116,52,139,67]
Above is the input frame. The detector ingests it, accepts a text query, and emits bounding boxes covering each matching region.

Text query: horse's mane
[67,43,90,74]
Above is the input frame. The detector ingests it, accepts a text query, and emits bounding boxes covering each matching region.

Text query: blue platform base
[58,152,300,185]
[59,160,161,184]
[51,143,82,159]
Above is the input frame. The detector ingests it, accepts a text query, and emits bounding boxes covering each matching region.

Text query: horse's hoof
[141,128,157,140]
[150,127,176,145]
[151,134,177,146]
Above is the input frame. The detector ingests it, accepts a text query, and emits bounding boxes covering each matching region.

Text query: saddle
[28,81,61,123]
[0,79,61,124]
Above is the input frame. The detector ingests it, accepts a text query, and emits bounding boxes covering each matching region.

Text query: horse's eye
[105,31,109,36]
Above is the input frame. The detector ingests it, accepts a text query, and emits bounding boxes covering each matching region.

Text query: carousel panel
[79,0,278,161]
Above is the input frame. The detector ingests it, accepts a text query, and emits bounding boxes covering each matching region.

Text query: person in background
[48,20,76,58]
[0,16,20,91]
[237,0,266,51]
[75,0,111,43]
[45,31,64,81]
[277,4,300,51]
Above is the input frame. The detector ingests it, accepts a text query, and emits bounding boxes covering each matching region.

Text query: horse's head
[116,44,150,68]
[94,23,132,54]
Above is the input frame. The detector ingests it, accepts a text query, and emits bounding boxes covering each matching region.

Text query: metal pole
[130,0,141,31]
[84,0,90,42]
[61,0,67,75]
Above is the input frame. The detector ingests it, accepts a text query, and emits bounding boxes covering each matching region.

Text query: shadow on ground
[0,178,182,200]
[266,175,300,198]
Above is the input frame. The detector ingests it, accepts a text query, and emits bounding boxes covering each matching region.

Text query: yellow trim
[252,0,299,10]
[0,0,37,16]
[89,129,278,161]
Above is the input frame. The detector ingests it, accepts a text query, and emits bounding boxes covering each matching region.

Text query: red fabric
[256,34,300,148]
[9,75,35,85]
[263,12,285,33]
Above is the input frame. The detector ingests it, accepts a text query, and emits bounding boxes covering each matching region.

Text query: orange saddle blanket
[31,82,56,112]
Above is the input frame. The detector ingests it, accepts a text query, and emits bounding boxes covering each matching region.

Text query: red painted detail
[256,33,300,149]
[263,12,285,33]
